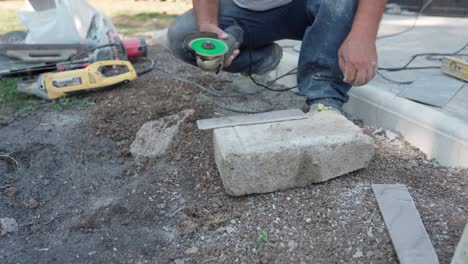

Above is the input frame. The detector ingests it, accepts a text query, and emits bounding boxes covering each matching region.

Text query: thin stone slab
[197,109,306,130]
[372,184,439,264]
[452,223,468,264]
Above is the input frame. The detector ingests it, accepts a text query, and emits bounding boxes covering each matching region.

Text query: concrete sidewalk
[272,14,468,168]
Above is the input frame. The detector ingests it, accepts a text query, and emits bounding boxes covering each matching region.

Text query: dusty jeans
[167,0,358,110]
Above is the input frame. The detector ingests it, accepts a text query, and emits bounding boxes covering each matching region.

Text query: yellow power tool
[18,60,138,100]
[441,56,468,82]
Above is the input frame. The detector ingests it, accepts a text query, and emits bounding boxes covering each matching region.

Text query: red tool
[122,37,147,60]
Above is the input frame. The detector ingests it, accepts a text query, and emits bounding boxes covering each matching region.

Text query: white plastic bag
[18,0,96,44]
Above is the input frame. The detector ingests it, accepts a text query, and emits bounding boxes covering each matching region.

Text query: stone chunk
[0,218,18,236]
[130,109,194,158]
[213,111,375,196]
[4,186,17,198]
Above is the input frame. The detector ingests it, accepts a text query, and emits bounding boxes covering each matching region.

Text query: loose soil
[0,45,466,264]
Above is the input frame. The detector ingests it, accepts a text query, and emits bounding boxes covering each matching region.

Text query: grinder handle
[223,25,244,63]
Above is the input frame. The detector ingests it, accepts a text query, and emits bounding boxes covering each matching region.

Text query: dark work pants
[167,0,358,110]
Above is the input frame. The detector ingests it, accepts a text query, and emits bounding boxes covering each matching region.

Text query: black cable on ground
[378,42,468,72]
[136,58,155,76]
[150,66,278,113]
[240,20,298,93]
[198,93,276,114]
[377,0,433,40]
[152,66,229,97]
[376,40,468,88]
[67,43,119,64]
[376,71,414,85]
[208,79,260,97]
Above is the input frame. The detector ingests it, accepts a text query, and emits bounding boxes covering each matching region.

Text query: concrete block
[213,111,375,196]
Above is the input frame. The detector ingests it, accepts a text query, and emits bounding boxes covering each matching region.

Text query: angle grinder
[184,25,244,73]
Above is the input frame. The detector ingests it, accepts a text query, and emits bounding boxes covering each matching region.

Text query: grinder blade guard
[184,25,244,73]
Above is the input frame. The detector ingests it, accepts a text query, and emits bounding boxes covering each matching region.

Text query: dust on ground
[0,45,467,264]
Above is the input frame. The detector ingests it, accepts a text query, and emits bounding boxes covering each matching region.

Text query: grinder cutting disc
[188,37,228,57]
[184,28,243,73]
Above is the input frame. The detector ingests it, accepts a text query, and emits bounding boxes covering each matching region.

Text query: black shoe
[242,43,283,76]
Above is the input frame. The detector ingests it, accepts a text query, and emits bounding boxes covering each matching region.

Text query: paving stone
[452,223,468,264]
[213,111,375,196]
[372,184,439,264]
[130,109,194,158]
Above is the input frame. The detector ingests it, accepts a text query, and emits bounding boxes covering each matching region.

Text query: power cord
[144,63,278,113]
[374,1,468,84]
[377,0,433,40]
[240,0,438,87]
[241,20,299,93]
[378,42,468,72]
[198,93,275,114]
[67,43,119,64]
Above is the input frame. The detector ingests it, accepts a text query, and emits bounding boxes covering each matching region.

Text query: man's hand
[193,1,239,68]
[338,0,386,86]
[199,23,240,67]
[338,32,378,86]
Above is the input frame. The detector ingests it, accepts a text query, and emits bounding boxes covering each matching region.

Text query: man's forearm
[193,0,220,31]
[351,0,387,40]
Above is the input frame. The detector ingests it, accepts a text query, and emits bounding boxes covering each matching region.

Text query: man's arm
[192,0,239,66]
[193,0,227,37]
[338,0,387,86]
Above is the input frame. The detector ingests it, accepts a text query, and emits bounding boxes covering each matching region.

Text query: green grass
[113,12,177,37]
[0,79,42,111]
[0,9,26,34]
[53,96,95,110]
[253,231,269,248]
[0,79,94,112]
[430,158,440,166]
[116,12,177,21]
[0,8,164,111]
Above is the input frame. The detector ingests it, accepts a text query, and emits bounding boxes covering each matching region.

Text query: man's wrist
[350,0,386,41]
[349,27,377,42]
[198,23,218,32]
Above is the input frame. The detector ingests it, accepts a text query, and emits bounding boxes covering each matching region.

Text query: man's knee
[167,10,197,62]
[316,0,358,19]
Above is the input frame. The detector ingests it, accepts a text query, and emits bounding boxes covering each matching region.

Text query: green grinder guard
[189,38,228,57]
